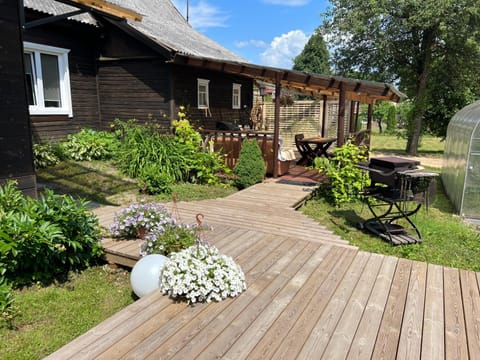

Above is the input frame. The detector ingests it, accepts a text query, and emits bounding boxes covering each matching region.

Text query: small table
[299,137,337,161]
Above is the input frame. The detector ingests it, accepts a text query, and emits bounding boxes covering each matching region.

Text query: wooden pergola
[174,54,405,177]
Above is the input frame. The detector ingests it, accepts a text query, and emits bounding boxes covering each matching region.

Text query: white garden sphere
[130,254,169,298]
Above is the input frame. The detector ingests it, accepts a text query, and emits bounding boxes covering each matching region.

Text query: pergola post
[322,95,327,137]
[337,82,346,146]
[366,103,373,149]
[272,73,281,178]
[349,101,356,135]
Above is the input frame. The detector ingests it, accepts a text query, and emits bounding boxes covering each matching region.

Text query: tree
[322,0,480,154]
[293,28,330,74]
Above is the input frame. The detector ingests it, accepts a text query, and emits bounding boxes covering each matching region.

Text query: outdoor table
[299,136,337,160]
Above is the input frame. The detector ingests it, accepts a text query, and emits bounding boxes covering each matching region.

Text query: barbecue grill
[357,157,438,245]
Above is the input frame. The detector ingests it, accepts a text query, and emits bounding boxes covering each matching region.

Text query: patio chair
[294,134,316,166]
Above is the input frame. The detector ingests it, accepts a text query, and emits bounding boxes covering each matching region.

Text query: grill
[357,157,438,245]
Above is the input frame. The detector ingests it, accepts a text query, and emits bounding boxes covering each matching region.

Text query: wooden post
[322,95,327,137]
[0,0,37,197]
[349,100,356,135]
[272,73,281,178]
[366,103,373,149]
[337,82,346,146]
[355,102,360,131]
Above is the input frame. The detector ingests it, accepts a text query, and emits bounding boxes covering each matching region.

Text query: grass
[36,160,237,205]
[0,266,133,359]
[303,177,480,272]
[370,131,444,156]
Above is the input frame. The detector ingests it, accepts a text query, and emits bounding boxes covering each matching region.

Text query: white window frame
[232,83,241,109]
[197,78,210,109]
[23,42,73,117]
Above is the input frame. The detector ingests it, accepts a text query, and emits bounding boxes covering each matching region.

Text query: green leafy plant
[313,141,370,205]
[233,139,266,189]
[33,143,60,169]
[140,223,198,256]
[139,165,174,194]
[0,278,17,328]
[60,128,118,161]
[0,181,102,285]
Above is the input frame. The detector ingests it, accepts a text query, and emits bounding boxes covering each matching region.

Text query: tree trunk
[406,28,436,155]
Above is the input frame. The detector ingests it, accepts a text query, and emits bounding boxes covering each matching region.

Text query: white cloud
[172,0,229,29]
[262,0,310,6]
[234,40,268,49]
[260,30,309,68]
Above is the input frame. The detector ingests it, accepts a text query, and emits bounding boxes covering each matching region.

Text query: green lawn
[370,131,445,156]
[0,266,133,359]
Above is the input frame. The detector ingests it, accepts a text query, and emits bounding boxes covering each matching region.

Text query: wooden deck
[46,180,480,359]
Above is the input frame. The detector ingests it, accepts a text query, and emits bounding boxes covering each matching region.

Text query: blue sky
[172,0,329,68]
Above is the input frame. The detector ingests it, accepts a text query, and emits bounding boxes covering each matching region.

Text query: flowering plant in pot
[109,200,175,239]
[160,243,247,304]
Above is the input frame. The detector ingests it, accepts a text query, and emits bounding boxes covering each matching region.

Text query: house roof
[24,0,245,63]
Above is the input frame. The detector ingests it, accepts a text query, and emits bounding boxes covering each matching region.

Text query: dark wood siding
[0,0,36,196]
[23,13,101,142]
[97,59,172,127]
[172,65,254,129]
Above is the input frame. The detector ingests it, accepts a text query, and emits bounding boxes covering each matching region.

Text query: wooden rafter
[65,0,142,21]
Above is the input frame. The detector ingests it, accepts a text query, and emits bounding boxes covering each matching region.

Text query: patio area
[46,180,480,359]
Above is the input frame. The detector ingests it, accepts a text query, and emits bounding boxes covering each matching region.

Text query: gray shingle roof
[24,0,98,25]
[24,0,245,63]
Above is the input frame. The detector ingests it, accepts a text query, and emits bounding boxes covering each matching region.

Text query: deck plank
[192,242,322,360]
[321,252,384,360]
[347,255,398,360]
[222,244,335,359]
[444,266,469,359]
[460,269,480,358]
[269,247,358,359]
[298,251,371,358]
[396,260,428,359]
[421,263,445,360]
[371,258,412,360]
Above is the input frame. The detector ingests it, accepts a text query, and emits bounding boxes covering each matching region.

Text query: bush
[313,141,370,205]
[114,119,190,182]
[0,181,102,285]
[33,143,60,169]
[233,139,266,189]
[60,128,118,161]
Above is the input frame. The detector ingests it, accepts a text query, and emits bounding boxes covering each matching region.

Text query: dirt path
[370,152,443,169]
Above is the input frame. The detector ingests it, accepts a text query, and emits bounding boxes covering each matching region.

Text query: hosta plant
[160,244,247,304]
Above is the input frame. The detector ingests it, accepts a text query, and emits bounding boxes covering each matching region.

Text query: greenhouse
[442,100,480,222]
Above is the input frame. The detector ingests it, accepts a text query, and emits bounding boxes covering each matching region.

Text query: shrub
[172,109,231,185]
[313,141,370,205]
[138,166,174,194]
[233,139,266,189]
[114,119,190,182]
[0,181,102,285]
[33,143,60,168]
[0,278,16,328]
[60,128,118,161]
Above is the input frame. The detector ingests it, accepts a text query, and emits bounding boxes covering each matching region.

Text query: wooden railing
[199,130,287,175]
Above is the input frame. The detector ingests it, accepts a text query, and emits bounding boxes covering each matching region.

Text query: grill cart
[357,157,438,245]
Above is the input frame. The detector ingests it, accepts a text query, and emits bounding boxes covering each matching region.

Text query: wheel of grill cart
[357,222,365,230]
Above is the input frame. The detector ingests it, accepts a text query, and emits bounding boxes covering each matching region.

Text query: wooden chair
[294,134,315,166]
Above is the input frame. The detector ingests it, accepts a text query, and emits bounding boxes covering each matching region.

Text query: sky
[172,0,330,69]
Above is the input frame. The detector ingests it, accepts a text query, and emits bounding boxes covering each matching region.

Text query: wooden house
[23,0,254,142]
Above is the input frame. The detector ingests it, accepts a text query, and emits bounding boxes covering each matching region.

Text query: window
[197,78,210,109]
[23,42,72,117]
[232,83,241,109]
